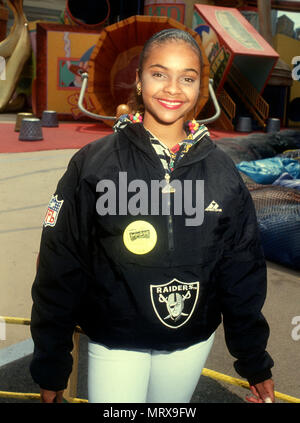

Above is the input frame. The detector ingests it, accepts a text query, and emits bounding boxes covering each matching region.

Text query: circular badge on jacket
[123,220,157,254]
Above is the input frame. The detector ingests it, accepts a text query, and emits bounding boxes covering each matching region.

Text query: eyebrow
[149,64,199,74]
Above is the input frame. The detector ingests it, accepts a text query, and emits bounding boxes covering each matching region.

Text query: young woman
[30,29,275,403]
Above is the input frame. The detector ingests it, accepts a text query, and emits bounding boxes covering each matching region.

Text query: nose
[163,77,181,95]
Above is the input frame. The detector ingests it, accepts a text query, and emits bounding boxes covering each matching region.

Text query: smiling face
[137,40,201,132]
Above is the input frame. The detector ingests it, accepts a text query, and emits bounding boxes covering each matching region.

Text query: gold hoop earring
[136,84,142,96]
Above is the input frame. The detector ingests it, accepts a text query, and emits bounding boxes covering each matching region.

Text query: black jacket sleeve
[218,176,274,386]
[30,149,94,391]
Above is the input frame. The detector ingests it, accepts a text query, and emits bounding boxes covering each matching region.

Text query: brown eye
[181,76,195,84]
[152,72,165,78]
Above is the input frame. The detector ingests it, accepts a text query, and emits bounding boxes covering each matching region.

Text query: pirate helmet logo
[150,279,200,329]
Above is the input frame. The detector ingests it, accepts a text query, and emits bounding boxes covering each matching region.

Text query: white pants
[87,333,215,403]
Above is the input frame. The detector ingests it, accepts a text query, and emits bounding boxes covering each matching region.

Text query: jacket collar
[114,117,216,168]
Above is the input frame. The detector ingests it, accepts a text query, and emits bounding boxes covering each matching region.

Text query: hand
[40,388,64,403]
[246,378,275,403]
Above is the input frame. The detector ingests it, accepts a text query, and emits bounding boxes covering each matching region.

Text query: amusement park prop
[192,4,279,131]
[62,0,110,29]
[143,0,300,31]
[14,111,33,131]
[18,117,43,141]
[0,0,31,112]
[235,116,252,132]
[78,15,219,126]
[41,110,59,127]
[267,117,281,133]
[144,0,196,28]
[34,23,100,120]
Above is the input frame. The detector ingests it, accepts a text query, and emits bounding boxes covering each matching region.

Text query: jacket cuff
[30,356,72,392]
[247,368,273,386]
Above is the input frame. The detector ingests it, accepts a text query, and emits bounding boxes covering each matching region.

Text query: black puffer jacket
[30,123,274,391]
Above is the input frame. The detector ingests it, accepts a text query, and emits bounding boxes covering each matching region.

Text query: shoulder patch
[44,194,64,227]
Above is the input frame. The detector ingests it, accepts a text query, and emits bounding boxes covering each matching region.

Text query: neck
[143,114,187,149]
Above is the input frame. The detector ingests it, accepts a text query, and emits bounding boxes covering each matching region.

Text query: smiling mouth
[156,99,184,110]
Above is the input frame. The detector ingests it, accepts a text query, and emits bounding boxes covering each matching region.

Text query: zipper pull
[162,173,176,194]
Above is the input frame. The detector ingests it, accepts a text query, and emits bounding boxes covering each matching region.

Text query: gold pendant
[162,173,176,194]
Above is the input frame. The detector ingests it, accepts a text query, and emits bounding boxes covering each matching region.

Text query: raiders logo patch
[44,195,64,227]
[150,279,199,329]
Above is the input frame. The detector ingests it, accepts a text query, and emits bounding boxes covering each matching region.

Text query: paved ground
[0,121,299,404]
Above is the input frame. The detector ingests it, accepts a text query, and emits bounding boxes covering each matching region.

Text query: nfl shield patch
[44,194,64,227]
[150,279,200,329]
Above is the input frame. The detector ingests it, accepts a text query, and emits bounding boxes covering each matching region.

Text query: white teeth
[160,100,181,106]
